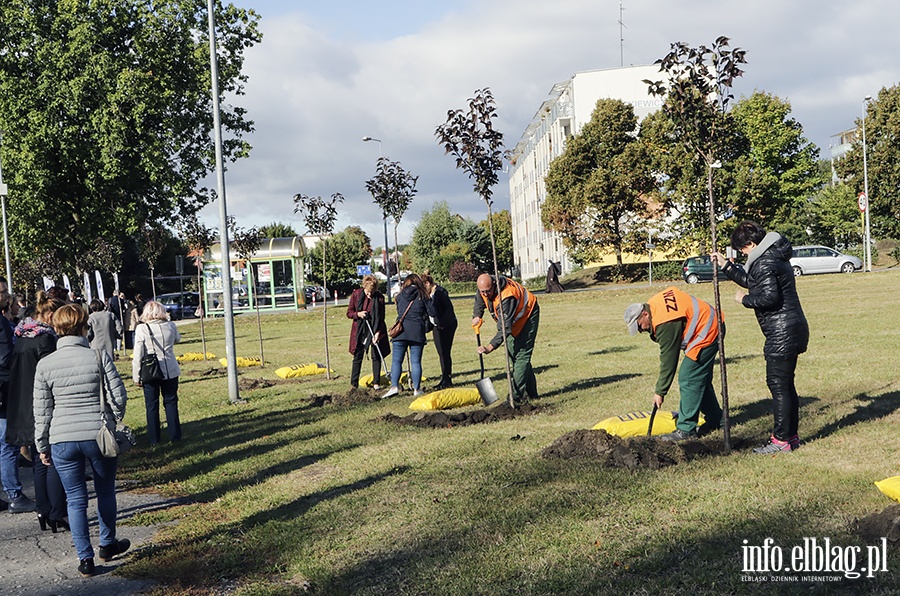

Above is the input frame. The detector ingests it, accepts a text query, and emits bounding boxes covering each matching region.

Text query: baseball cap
[624,303,645,336]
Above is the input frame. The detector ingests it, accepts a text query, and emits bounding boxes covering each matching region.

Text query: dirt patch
[541,428,723,470]
[856,504,900,545]
[379,402,544,428]
[305,387,382,408]
[239,377,283,391]
[185,367,227,378]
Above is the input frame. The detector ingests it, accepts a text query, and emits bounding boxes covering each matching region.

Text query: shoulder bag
[95,351,135,458]
[139,323,165,383]
[388,299,415,339]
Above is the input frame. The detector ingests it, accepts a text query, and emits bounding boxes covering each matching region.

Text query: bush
[449,261,478,282]
[443,281,477,295]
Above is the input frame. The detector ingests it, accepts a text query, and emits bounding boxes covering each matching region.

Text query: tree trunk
[485,201,516,408]
[708,163,731,451]
[150,267,157,300]
[322,240,331,379]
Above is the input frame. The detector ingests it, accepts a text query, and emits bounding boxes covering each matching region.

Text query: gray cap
[624,303,645,336]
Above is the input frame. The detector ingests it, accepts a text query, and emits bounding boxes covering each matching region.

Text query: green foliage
[307,226,372,285]
[227,217,262,262]
[542,99,655,265]
[258,222,298,238]
[442,280,477,295]
[834,84,900,238]
[479,209,513,272]
[0,0,260,273]
[409,202,491,280]
[802,182,863,248]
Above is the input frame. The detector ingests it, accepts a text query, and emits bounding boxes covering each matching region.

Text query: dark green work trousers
[675,341,722,433]
[504,305,539,402]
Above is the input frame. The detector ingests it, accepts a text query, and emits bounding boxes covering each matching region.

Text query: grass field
[115,269,900,595]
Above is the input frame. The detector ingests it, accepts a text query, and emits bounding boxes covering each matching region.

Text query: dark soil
[856,504,900,545]
[541,428,728,470]
[379,402,544,428]
[238,377,291,391]
[306,387,382,408]
[185,367,227,378]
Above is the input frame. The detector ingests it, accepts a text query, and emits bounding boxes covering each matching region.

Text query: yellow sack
[359,373,391,387]
[177,352,216,362]
[409,388,482,411]
[875,476,900,502]
[274,363,332,379]
[593,410,674,437]
[219,356,263,368]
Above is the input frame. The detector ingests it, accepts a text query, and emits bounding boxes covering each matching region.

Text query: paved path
[0,464,184,596]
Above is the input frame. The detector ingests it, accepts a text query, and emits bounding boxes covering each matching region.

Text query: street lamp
[362,136,393,303]
[861,96,873,272]
[0,132,12,291]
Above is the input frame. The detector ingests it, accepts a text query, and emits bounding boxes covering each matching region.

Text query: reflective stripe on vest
[647,287,719,361]
[481,278,536,337]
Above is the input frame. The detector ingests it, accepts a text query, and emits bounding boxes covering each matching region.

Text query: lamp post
[0,132,12,290]
[861,95,873,272]
[363,136,392,303]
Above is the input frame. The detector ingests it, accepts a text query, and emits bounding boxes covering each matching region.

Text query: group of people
[0,284,185,577]
[346,272,541,405]
[625,221,809,454]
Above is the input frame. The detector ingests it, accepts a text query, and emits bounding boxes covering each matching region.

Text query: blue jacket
[391,285,429,345]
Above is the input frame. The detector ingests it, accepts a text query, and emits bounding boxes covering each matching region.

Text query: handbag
[388,299,415,339]
[95,351,135,458]
[139,324,165,383]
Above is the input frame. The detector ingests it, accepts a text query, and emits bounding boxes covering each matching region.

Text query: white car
[790,245,862,276]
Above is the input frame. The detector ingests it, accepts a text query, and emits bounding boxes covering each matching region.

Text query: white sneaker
[413,389,423,397]
[381,386,399,399]
[372,384,382,390]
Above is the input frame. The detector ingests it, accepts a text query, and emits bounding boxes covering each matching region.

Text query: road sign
[645,243,656,250]
[858,192,868,212]
[356,265,372,276]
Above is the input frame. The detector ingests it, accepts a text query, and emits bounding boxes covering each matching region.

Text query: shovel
[473,320,498,406]
[646,403,659,437]
[364,318,389,382]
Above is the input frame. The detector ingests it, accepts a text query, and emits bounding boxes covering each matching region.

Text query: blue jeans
[390,341,424,390]
[51,441,119,561]
[143,377,182,445]
[0,417,23,499]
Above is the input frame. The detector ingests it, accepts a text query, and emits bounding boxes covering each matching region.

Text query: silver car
[790,245,862,276]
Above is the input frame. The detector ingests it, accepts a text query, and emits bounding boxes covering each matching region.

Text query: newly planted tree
[177,215,216,360]
[365,158,418,283]
[645,36,747,449]
[293,193,344,379]
[435,87,515,407]
[228,217,264,366]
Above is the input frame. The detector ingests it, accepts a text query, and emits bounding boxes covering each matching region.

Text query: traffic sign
[356,265,372,276]
[858,192,868,212]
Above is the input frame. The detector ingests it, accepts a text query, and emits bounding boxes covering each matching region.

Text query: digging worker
[472,274,539,404]
[623,286,723,442]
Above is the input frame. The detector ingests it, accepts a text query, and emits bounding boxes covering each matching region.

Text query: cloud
[203,0,900,247]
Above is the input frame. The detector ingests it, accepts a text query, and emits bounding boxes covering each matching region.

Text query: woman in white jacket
[131,300,181,446]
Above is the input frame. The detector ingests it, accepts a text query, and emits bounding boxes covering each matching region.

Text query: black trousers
[766,355,799,441]
[433,320,458,387]
[30,445,67,521]
[351,344,383,387]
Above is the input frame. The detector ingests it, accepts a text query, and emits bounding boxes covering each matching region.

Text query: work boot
[78,558,95,577]
[658,428,698,443]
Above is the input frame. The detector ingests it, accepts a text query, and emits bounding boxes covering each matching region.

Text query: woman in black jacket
[6,292,68,530]
[713,221,809,454]
[422,273,457,389]
[382,274,429,399]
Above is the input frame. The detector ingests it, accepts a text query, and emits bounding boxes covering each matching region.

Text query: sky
[200,0,900,247]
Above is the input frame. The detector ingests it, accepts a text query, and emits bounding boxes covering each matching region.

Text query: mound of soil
[379,402,543,428]
[239,377,277,391]
[186,367,227,378]
[541,429,717,470]
[306,387,381,408]
[856,504,900,545]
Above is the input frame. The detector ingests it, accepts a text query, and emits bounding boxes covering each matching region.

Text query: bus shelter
[203,237,308,315]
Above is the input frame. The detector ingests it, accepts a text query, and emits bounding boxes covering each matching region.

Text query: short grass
[115,270,900,595]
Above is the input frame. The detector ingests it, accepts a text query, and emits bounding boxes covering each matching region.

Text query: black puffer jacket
[723,233,809,360]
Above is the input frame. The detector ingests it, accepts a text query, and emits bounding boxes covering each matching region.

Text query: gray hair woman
[131,300,182,446]
[34,304,130,576]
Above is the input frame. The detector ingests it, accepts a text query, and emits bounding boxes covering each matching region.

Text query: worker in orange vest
[473,274,539,404]
[624,286,724,441]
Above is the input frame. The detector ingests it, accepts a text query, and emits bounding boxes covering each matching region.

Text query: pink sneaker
[753,436,793,454]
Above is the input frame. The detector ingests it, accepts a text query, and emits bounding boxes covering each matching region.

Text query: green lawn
[117,270,900,595]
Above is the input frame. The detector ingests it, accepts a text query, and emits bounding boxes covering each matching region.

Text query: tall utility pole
[207,0,243,404]
[861,95,873,272]
[618,1,626,67]
[363,136,393,303]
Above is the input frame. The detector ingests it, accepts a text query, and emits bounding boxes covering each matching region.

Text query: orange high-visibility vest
[480,277,537,337]
[647,286,720,361]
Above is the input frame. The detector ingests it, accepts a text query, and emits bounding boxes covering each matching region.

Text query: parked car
[790,245,862,276]
[304,285,325,302]
[156,292,200,320]
[681,255,722,284]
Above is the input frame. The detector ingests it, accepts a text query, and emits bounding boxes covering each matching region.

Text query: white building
[508,65,662,280]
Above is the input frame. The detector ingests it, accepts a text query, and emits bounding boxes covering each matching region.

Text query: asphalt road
[0,464,185,596]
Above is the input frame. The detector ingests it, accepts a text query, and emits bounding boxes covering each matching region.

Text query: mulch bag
[177,352,217,362]
[409,388,481,411]
[593,410,700,438]
[274,363,332,379]
[359,373,391,387]
[875,476,900,502]
[219,357,263,368]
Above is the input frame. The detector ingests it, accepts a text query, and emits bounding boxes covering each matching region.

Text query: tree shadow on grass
[587,345,636,356]
[807,390,900,443]
[541,373,641,398]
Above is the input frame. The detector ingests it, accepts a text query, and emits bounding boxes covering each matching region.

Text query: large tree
[0,0,261,273]
[408,201,491,280]
[542,98,656,265]
[479,210,512,273]
[834,84,900,239]
[306,226,372,285]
